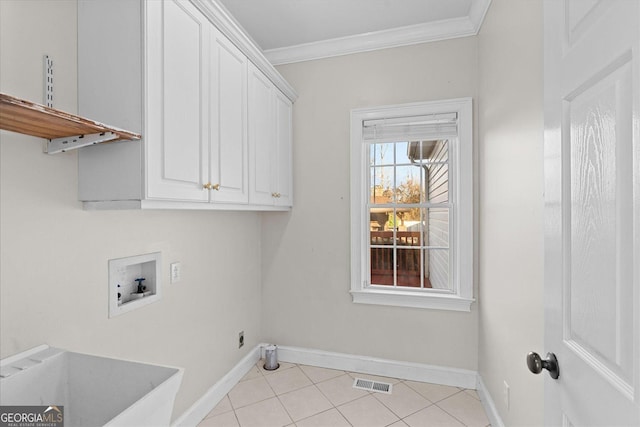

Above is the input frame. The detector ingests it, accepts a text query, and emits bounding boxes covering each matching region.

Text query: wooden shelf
[0,93,141,153]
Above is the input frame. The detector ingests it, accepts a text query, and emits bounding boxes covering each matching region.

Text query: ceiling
[217,0,492,64]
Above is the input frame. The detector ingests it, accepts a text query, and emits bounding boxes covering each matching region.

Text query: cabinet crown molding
[190,0,298,102]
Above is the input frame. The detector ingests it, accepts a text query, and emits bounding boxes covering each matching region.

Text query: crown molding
[265,0,492,65]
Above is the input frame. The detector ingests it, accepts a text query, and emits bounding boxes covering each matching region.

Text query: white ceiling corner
[216,0,492,65]
[469,0,492,27]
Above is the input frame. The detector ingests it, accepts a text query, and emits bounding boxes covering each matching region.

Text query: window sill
[350,289,474,312]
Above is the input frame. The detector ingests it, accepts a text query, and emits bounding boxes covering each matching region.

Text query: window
[350,98,473,311]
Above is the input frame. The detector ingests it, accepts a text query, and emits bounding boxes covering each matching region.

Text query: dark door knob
[527,351,560,379]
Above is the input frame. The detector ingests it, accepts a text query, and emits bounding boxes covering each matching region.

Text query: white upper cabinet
[248,63,293,207]
[77,0,295,210]
[248,64,276,206]
[208,26,248,204]
[274,91,293,206]
[146,0,209,202]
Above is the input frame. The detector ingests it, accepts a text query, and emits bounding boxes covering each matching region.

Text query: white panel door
[209,27,248,204]
[146,0,208,201]
[248,63,276,205]
[274,91,292,206]
[543,1,640,425]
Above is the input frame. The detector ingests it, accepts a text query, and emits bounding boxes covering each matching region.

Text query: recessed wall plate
[109,252,162,318]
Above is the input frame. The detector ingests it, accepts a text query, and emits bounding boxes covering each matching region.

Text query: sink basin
[0,345,183,427]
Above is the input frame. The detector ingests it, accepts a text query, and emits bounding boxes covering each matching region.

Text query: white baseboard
[174,344,503,427]
[275,345,478,389]
[172,346,261,427]
[476,375,505,427]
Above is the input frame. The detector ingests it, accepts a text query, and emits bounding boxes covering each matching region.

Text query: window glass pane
[371,209,397,286]
[425,140,449,204]
[370,142,395,166]
[395,141,410,165]
[421,208,449,248]
[395,165,424,205]
[370,247,394,286]
[406,140,425,162]
[397,247,422,287]
[430,140,449,162]
[397,229,420,247]
[370,166,394,204]
[369,224,396,286]
[407,140,448,161]
[404,212,423,242]
[427,164,449,203]
[425,248,450,290]
[369,208,394,243]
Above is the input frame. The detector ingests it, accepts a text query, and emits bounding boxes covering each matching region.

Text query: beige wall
[266,38,480,370]
[0,1,263,420]
[477,0,544,425]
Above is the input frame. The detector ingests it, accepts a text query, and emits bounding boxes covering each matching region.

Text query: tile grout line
[432,389,477,427]
[269,371,297,426]
[313,372,374,408]
[296,363,360,426]
[332,397,357,427]
[258,361,296,427]
[403,380,463,404]
[232,407,242,427]
[290,406,343,426]
[368,382,409,421]
[225,362,280,422]
[291,367,342,424]
[330,382,413,427]
[369,379,436,422]
[286,363,356,427]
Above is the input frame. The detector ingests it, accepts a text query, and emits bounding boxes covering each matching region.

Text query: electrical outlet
[170,262,182,284]
[503,380,510,410]
[238,331,244,348]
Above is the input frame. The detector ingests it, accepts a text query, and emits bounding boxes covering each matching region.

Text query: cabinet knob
[203,183,212,190]
[212,183,220,191]
[276,192,281,198]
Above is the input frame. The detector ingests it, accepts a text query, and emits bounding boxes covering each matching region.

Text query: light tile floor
[198,361,491,427]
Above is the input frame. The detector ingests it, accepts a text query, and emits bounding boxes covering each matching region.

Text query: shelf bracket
[46,132,119,154]
[44,55,54,108]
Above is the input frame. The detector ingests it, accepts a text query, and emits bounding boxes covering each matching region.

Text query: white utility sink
[0,345,183,426]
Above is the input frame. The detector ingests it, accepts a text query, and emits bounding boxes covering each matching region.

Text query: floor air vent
[352,378,393,394]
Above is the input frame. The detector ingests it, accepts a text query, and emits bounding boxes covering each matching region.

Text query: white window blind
[362,112,458,143]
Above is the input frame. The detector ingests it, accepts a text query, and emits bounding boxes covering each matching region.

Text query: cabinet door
[146,0,209,201]
[248,63,276,205]
[209,28,248,203]
[274,91,293,207]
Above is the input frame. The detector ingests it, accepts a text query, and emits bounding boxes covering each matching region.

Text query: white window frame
[350,98,474,311]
